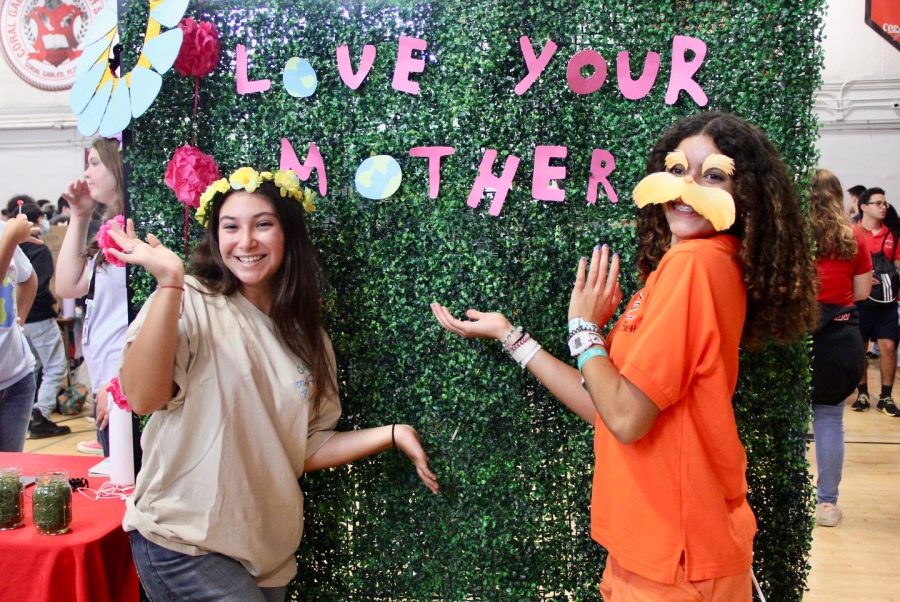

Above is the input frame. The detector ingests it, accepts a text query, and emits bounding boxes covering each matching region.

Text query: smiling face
[217,191,285,311]
[662,134,735,244]
[83,148,120,206]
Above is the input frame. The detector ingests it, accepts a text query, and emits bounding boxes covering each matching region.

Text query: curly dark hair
[635,112,818,349]
[187,181,336,411]
[810,168,857,260]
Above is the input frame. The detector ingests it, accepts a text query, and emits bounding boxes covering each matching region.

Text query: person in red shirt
[432,112,818,600]
[852,187,900,417]
[809,169,872,528]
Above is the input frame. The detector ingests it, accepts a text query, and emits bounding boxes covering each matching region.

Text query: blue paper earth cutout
[282,57,317,98]
[355,155,403,200]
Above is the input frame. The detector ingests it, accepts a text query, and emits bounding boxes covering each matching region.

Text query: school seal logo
[0,0,104,91]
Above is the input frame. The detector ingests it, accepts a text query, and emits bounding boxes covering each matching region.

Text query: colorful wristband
[577,346,608,371]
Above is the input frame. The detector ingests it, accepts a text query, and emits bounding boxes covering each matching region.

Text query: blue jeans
[24,319,68,418]
[0,373,36,451]
[812,403,845,504]
[129,530,286,602]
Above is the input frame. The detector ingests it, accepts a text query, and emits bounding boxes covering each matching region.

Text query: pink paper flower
[95,215,126,267]
[165,145,221,208]
[107,377,131,412]
[174,17,221,78]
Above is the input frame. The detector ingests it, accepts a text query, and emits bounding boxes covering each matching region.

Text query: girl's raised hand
[430,302,513,341]
[393,424,439,494]
[3,214,43,246]
[106,219,185,286]
[568,244,623,328]
[62,180,95,219]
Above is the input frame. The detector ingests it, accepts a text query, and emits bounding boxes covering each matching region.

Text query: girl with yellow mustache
[432,112,818,601]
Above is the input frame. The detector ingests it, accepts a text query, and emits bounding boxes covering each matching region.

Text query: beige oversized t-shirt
[122,276,341,586]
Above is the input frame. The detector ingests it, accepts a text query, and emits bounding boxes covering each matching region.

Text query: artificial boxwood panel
[123,1,825,599]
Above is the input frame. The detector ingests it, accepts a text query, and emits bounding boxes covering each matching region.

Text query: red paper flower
[165,145,221,208]
[174,17,221,78]
[107,377,131,412]
[95,215,126,267]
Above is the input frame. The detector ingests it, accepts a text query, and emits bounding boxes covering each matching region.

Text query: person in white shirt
[0,214,39,451]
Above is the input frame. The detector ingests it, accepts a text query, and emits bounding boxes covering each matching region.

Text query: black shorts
[856,301,899,343]
[813,306,865,405]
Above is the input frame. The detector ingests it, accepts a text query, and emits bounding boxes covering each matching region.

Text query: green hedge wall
[123,1,825,599]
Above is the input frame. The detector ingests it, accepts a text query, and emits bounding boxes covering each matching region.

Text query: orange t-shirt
[591,234,756,584]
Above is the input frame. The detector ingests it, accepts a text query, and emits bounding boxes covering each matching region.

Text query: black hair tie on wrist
[392,424,396,448]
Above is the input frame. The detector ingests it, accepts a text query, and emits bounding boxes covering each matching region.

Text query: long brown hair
[91,138,124,217]
[188,181,336,410]
[810,168,857,260]
[635,112,818,348]
[86,138,124,268]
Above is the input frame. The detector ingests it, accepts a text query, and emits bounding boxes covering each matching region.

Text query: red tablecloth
[0,453,139,602]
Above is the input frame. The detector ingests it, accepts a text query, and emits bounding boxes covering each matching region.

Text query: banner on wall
[866,0,900,52]
[0,0,106,91]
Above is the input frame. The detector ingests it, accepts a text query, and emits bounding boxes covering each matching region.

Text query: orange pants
[599,555,752,601]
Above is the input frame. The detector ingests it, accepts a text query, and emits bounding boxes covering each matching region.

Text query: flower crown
[196,167,316,226]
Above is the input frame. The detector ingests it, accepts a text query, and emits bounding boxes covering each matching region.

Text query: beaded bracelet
[501,326,523,350]
[566,324,602,342]
[508,333,532,353]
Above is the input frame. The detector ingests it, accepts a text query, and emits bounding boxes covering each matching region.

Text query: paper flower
[165,145,221,208]
[70,1,188,137]
[107,377,131,412]
[174,17,221,79]
[95,215,126,267]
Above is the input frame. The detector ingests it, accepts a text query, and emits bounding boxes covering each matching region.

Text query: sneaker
[851,392,870,411]
[28,409,72,439]
[879,397,900,417]
[816,502,843,527]
[76,440,104,456]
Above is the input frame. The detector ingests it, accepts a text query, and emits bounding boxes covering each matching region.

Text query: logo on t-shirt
[294,366,312,398]
[624,292,643,321]
[1,274,15,329]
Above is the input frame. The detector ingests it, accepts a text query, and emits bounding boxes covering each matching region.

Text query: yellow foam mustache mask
[632,151,736,231]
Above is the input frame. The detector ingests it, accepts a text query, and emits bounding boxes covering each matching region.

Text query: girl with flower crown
[432,112,818,600]
[107,167,438,601]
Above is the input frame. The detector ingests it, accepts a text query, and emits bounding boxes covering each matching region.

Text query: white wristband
[511,338,541,368]
[520,342,542,369]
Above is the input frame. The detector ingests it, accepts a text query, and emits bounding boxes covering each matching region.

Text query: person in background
[847,184,866,223]
[808,169,872,527]
[37,200,54,233]
[433,112,818,600]
[1,208,9,222]
[5,198,71,438]
[57,138,131,456]
[853,187,900,417]
[50,196,71,225]
[0,214,39,451]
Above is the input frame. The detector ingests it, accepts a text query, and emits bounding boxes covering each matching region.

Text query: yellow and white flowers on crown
[196,167,315,227]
